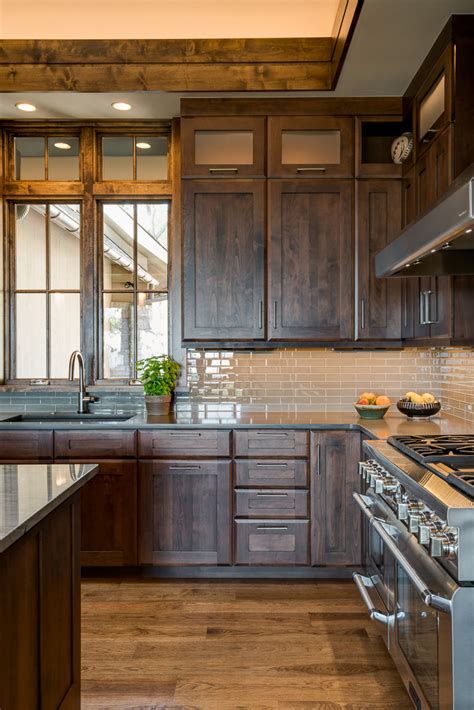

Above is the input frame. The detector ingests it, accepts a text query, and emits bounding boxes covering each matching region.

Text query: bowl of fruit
[397,392,441,419]
[354,393,392,419]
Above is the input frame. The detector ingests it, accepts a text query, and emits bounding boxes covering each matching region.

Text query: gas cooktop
[388,435,474,498]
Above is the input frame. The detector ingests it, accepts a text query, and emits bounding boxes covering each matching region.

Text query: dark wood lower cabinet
[235,519,310,565]
[310,430,362,566]
[138,460,232,565]
[79,461,137,566]
[0,495,80,710]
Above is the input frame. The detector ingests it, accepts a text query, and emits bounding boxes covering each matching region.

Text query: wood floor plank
[81,579,411,710]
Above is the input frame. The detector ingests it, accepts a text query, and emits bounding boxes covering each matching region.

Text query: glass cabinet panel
[281,130,340,165]
[195,131,254,165]
[419,74,445,140]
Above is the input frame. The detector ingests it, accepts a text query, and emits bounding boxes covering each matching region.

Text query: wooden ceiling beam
[0,0,363,92]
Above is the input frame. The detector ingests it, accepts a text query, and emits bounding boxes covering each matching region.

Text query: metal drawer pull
[257,526,288,531]
[258,300,263,330]
[256,492,288,497]
[169,432,202,437]
[169,465,201,470]
[255,463,288,467]
[353,574,396,625]
[272,300,278,329]
[314,443,321,475]
[296,167,326,172]
[352,492,453,614]
[255,431,289,437]
[208,167,238,173]
[360,298,366,330]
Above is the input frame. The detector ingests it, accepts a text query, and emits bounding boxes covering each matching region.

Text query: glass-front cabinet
[267,116,354,177]
[181,117,266,177]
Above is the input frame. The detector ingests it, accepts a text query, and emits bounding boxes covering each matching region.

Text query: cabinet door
[268,116,354,177]
[138,460,232,565]
[311,431,362,566]
[357,179,401,340]
[79,461,137,566]
[183,180,265,340]
[416,150,433,216]
[181,117,265,178]
[428,276,452,339]
[268,179,353,341]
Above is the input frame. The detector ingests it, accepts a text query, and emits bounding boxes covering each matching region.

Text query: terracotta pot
[144,395,172,416]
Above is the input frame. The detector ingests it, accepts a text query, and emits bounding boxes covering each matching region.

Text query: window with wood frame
[3,123,172,384]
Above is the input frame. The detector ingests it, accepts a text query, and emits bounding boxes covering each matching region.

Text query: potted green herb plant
[136,354,181,416]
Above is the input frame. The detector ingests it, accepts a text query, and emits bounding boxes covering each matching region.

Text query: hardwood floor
[81,579,411,709]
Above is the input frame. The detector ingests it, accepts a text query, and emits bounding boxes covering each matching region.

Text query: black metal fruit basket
[396,400,441,418]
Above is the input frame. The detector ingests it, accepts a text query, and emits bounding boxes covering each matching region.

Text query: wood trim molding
[180,97,403,117]
[0,1,363,92]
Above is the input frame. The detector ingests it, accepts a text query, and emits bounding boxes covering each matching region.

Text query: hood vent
[375,164,474,278]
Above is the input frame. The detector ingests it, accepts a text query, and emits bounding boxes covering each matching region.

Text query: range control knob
[430,529,458,559]
[408,511,424,533]
[397,501,409,520]
[418,516,443,545]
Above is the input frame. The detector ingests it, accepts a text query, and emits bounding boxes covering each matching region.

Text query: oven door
[352,490,396,644]
[359,500,456,710]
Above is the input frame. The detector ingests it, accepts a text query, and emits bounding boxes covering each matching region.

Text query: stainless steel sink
[4,413,136,424]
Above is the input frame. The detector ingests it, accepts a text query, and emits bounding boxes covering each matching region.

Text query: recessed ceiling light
[15,102,36,112]
[136,142,151,149]
[112,101,132,111]
[405,263,411,268]
[54,142,71,150]
[466,228,473,234]
[430,248,437,253]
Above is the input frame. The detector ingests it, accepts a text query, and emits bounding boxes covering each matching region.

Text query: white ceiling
[1,0,473,120]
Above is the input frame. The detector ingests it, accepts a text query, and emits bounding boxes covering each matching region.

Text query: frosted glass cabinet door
[181,117,266,177]
[268,116,354,177]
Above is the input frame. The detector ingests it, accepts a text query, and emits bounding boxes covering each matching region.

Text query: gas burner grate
[389,435,474,460]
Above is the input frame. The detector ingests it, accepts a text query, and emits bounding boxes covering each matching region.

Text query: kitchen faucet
[68,350,96,414]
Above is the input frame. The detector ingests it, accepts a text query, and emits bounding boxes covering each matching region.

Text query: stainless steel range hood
[375,164,474,278]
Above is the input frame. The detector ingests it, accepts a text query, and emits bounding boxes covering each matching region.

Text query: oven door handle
[353,573,399,625]
[353,492,452,614]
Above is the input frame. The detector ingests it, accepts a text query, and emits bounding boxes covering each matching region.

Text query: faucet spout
[68,351,95,414]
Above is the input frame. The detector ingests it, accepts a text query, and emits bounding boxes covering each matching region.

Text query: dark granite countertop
[0,409,472,438]
[0,463,98,553]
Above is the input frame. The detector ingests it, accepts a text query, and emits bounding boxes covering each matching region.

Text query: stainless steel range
[353,435,474,710]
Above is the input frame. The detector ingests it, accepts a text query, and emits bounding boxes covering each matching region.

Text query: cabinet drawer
[0,430,53,461]
[235,489,308,518]
[235,520,309,565]
[54,431,136,459]
[234,430,308,457]
[138,429,231,458]
[235,459,308,487]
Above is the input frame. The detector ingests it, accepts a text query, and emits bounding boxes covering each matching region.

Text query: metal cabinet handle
[256,431,288,437]
[353,574,397,625]
[424,290,438,325]
[257,526,288,531]
[360,298,366,330]
[255,462,288,468]
[313,443,321,476]
[169,465,202,470]
[419,290,426,325]
[258,300,263,330]
[208,168,238,173]
[169,432,202,437]
[296,167,326,173]
[256,492,289,497]
[273,300,278,329]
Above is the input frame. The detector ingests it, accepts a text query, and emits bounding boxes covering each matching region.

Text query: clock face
[391,133,413,164]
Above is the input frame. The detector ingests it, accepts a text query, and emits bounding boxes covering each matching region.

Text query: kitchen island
[0,462,98,710]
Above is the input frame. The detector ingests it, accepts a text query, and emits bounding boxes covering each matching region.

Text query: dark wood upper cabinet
[267,179,353,341]
[357,179,402,340]
[355,116,404,178]
[311,430,362,566]
[182,179,265,341]
[268,116,354,178]
[181,117,266,178]
[79,461,138,567]
[415,45,452,155]
[138,460,232,565]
